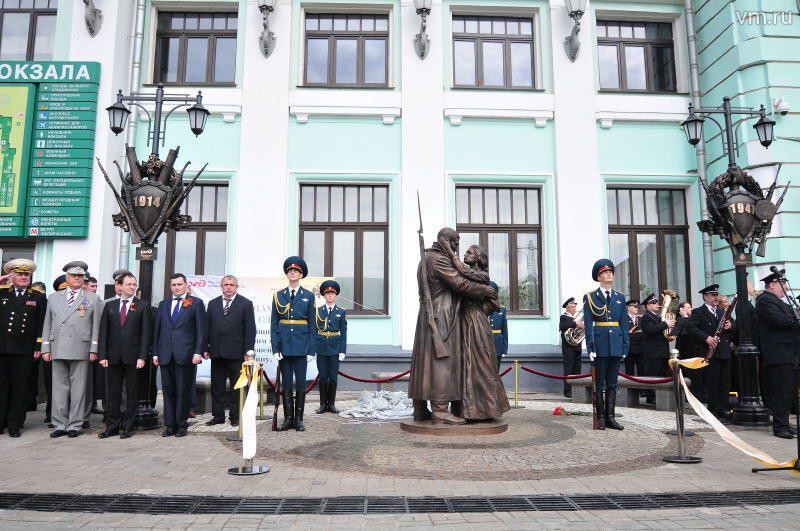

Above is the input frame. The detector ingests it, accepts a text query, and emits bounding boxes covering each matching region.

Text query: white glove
[589,352,596,362]
[273,352,283,361]
[307,355,316,362]
[338,353,346,361]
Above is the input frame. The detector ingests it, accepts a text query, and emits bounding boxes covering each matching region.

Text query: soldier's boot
[315,379,328,414]
[605,391,624,430]
[326,381,340,414]
[278,390,294,431]
[413,399,431,421]
[431,401,467,425]
[295,391,306,432]
[596,392,606,430]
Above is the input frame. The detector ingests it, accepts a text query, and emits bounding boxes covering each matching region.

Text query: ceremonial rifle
[591,363,599,430]
[416,191,451,360]
[704,295,737,362]
[271,361,281,431]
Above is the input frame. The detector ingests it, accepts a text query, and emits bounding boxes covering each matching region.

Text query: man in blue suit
[488,281,508,370]
[583,259,629,431]
[153,273,207,437]
[315,280,347,414]
[271,257,316,432]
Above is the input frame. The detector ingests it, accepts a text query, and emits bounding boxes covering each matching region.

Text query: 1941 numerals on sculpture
[729,202,752,215]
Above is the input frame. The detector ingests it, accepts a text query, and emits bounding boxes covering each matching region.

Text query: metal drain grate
[1,489,799,515]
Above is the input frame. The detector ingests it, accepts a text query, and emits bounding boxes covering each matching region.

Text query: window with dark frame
[304,13,389,87]
[452,15,535,90]
[299,184,389,315]
[606,188,690,302]
[0,0,58,61]
[154,12,238,86]
[455,186,543,314]
[597,20,676,93]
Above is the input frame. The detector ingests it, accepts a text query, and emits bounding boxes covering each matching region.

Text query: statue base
[400,418,508,436]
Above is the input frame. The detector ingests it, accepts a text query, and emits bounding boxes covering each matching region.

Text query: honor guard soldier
[583,259,629,430]
[0,259,47,438]
[559,297,583,398]
[687,284,735,421]
[625,300,645,378]
[489,281,508,370]
[315,280,347,414]
[755,270,800,439]
[271,257,316,431]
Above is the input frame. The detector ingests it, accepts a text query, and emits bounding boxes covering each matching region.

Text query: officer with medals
[315,280,347,414]
[559,297,583,398]
[640,293,673,378]
[488,281,508,370]
[0,259,47,438]
[271,257,316,431]
[583,259,628,430]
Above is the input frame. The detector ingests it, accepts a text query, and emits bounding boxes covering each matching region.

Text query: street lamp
[563,0,588,62]
[684,97,788,427]
[413,0,432,60]
[257,0,278,59]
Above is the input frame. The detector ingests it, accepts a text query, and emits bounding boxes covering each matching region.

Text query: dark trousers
[27,357,41,409]
[92,362,105,404]
[624,354,645,376]
[149,362,158,408]
[106,362,139,432]
[594,356,621,394]
[161,362,195,428]
[0,354,35,431]
[189,364,197,411]
[562,348,582,394]
[705,358,732,416]
[764,364,797,433]
[316,355,340,383]
[280,356,308,394]
[211,358,241,421]
[643,357,670,377]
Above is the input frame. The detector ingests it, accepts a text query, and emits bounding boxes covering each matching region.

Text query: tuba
[660,289,678,340]
[564,311,585,346]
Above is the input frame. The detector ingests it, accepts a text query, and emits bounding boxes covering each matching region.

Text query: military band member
[641,293,673,378]
[41,261,102,438]
[625,300,644,378]
[0,259,47,438]
[315,280,347,414]
[559,297,583,398]
[687,284,735,421]
[583,259,628,430]
[489,281,508,370]
[271,257,316,432]
[755,271,800,439]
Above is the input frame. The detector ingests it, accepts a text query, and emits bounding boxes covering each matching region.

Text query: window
[299,184,389,314]
[452,15,535,89]
[597,20,676,92]
[0,0,58,61]
[304,14,389,87]
[159,184,228,301]
[455,186,542,314]
[606,188,690,301]
[153,12,238,85]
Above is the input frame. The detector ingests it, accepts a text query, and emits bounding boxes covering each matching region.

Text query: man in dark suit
[559,297,583,398]
[641,293,674,377]
[625,300,645,377]
[687,284,735,420]
[97,273,152,439]
[755,270,800,439]
[204,275,256,427]
[153,273,206,437]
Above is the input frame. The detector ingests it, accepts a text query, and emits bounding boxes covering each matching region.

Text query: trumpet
[660,289,678,340]
[564,311,585,346]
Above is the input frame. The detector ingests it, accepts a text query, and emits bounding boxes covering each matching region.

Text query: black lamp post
[683,97,785,427]
[100,85,210,430]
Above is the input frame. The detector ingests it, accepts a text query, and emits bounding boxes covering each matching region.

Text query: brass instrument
[564,311,585,346]
[660,289,679,340]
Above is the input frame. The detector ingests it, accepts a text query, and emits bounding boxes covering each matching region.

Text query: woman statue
[458,245,511,420]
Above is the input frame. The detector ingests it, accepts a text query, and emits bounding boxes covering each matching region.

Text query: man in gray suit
[41,261,102,438]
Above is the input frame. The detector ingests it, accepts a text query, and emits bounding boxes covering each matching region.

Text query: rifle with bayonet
[416,192,451,360]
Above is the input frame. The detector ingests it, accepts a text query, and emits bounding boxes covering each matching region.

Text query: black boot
[327,380,339,414]
[295,391,306,431]
[278,390,294,431]
[315,379,328,414]
[413,399,431,421]
[605,391,624,430]
[595,391,606,430]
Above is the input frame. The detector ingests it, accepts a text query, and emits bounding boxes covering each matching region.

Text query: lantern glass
[258,0,277,10]
[414,0,433,11]
[187,102,210,136]
[753,115,775,148]
[681,115,704,146]
[565,0,588,15]
[106,101,130,136]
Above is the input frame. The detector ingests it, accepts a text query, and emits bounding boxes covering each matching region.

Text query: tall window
[607,188,690,301]
[0,0,58,61]
[455,186,542,314]
[159,184,228,300]
[299,184,389,314]
[452,15,535,89]
[154,12,238,85]
[304,13,389,87]
[597,20,676,92]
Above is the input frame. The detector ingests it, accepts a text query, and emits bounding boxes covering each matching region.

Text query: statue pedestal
[400,418,508,436]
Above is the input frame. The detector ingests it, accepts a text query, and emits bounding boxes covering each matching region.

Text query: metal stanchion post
[256,363,268,421]
[510,359,525,409]
[227,361,269,476]
[663,351,702,464]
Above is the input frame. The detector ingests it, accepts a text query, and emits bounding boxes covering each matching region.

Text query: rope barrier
[499,366,512,377]
[520,366,591,380]
[337,369,411,384]
[618,373,673,384]
[261,373,319,393]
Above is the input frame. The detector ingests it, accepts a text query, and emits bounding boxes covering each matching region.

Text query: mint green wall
[444,120,554,173]
[53,0,74,59]
[597,122,697,175]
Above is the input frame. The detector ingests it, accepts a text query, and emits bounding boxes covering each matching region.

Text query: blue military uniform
[489,306,508,369]
[583,258,629,430]
[315,279,347,414]
[271,256,316,431]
